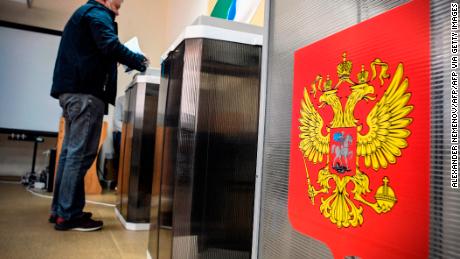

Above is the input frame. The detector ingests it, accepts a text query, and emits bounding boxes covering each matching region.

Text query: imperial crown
[337,52,352,79]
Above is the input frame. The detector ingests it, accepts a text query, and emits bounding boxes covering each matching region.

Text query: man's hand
[138,55,149,72]
[142,56,150,68]
[125,54,149,72]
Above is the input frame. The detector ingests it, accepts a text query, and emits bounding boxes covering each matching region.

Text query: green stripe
[210,0,233,19]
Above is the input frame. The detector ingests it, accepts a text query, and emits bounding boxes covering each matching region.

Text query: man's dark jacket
[51,0,146,105]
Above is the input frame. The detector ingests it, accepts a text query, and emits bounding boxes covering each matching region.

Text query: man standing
[50,0,148,231]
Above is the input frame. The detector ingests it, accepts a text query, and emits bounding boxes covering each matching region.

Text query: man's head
[96,0,123,16]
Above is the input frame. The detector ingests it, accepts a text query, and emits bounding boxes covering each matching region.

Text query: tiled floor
[0,182,149,259]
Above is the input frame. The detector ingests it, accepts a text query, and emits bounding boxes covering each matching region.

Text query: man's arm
[87,11,147,72]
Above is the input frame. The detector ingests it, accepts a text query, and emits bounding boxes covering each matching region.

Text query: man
[50,0,148,231]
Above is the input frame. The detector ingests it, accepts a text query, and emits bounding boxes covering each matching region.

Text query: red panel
[288,0,430,258]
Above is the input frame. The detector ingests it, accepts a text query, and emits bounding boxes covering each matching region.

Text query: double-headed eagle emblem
[299,53,413,228]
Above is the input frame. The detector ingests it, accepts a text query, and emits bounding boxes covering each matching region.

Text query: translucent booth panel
[116,76,159,229]
[148,35,262,259]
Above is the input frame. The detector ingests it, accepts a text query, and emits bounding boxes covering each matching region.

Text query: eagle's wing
[299,88,330,163]
[357,64,413,171]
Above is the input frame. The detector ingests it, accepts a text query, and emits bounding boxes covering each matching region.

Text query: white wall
[163,0,209,50]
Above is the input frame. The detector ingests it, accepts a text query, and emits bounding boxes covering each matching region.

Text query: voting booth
[147,16,263,259]
[115,71,160,230]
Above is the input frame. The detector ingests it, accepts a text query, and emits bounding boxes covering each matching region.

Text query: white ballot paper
[123,37,144,72]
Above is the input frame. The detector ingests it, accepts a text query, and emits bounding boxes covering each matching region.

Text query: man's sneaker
[55,216,103,231]
[49,212,92,224]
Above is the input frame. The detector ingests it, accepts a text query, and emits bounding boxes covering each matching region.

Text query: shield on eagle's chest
[329,127,356,175]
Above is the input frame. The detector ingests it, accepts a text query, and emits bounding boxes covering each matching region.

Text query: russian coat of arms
[299,52,413,228]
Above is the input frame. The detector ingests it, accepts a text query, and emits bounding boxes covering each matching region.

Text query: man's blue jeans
[51,93,104,220]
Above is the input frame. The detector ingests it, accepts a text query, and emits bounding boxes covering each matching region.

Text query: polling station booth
[116,70,161,231]
[146,16,263,259]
